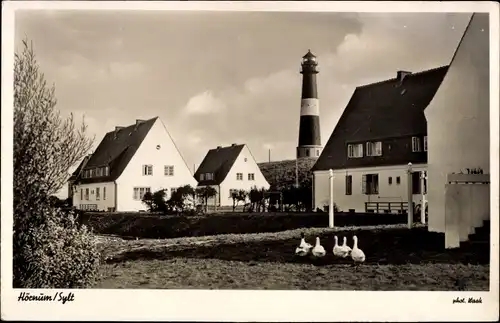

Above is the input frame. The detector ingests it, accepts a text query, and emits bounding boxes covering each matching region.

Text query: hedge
[81,211,410,239]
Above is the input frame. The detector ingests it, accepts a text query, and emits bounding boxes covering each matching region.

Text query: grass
[94,224,490,290]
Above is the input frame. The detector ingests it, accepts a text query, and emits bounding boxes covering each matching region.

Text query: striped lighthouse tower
[297,50,322,159]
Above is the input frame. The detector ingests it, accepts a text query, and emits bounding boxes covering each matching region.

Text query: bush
[13,39,98,288]
[14,205,100,288]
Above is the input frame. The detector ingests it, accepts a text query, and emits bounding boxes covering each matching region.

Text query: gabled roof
[194,144,245,185]
[74,117,157,184]
[312,65,449,171]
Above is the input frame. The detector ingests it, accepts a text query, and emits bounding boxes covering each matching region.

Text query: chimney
[396,70,412,83]
[115,126,124,132]
[231,143,237,147]
[136,119,145,125]
[217,146,222,149]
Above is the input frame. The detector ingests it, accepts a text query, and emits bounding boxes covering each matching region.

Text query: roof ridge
[356,65,449,89]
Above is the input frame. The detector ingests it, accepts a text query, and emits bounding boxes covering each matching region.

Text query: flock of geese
[294,232,366,264]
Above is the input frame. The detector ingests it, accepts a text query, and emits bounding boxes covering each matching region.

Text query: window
[306,150,310,157]
[103,187,106,200]
[362,174,379,195]
[164,165,174,176]
[412,137,422,152]
[424,136,428,152]
[248,173,255,181]
[133,187,151,200]
[345,175,352,195]
[200,173,205,181]
[91,169,96,177]
[205,173,213,180]
[96,187,100,200]
[388,176,393,185]
[366,141,382,156]
[85,188,89,200]
[80,188,83,200]
[347,144,363,158]
[316,149,320,157]
[104,166,110,176]
[396,176,401,185]
[236,173,243,180]
[142,165,153,176]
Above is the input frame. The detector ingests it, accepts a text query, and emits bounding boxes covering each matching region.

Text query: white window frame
[133,187,151,200]
[142,164,153,176]
[164,165,174,176]
[366,141,382,157]
[412,137,422,152]
[423,136,428,152]
[96,187,100,200]
[248,173,255,181]
[205,173,213,180]
[200,173,205,181]
[347,143,363,158]
[236,173,243,181]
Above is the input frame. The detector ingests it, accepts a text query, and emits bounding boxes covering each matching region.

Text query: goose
[332,236,348,257]
[340,236,352,258]
[312,237,326,258]
[351,235,366,265]
[295,232,312,256]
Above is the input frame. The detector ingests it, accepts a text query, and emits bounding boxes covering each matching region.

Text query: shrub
[13,39,98,288]
[14,205,100,288]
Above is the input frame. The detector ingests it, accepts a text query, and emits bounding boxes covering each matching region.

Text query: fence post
[329,169,334,228]
[421,171,427,224]
[407,162,413,229]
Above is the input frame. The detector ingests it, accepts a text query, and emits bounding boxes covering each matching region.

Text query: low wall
[82,211,409,239]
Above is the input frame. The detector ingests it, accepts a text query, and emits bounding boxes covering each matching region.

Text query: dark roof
[194,144,245,185]
[303,50,316,59]
[69,155,91,181]
[74,117,157,184]
[312,65,449,171]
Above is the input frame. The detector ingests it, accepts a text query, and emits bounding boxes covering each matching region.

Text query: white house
[194,144,270,207]
[425,13,490,234]
[311,66,449,213]
[71,117,197,212]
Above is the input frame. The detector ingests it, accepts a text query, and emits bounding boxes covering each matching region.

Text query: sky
[14,10,472,197]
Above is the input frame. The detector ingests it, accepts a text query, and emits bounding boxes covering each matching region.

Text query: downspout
[114,181,118,212]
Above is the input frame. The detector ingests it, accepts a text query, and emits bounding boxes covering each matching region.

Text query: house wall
[115,119,198,211]
[424,14,490,233]
[313,164,427,212]
[72,182,116,211]
[218,145,270,206]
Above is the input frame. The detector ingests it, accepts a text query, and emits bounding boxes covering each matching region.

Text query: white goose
[350,235,366,264]
[340,236,352,258]
[312,237,326,258]
[332,236,348,258]
[295,232,312,256]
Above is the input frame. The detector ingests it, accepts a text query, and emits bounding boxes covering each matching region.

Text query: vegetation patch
[83,211,411,239]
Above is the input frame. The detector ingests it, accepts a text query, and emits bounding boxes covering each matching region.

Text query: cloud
[15,11,472,169]
[182,90,226,116]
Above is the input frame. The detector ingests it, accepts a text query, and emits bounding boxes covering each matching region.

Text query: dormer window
[200,173,205,181]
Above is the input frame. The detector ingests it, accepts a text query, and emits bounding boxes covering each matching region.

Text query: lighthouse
[297,50,322,159]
